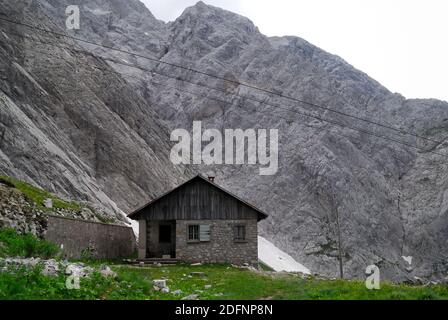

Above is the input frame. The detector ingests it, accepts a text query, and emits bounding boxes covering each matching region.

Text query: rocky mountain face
[1,0,448,281]
[0,0,191,222]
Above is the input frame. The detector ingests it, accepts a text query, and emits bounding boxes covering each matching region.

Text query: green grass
[0,228,59,259]
[0,175,83,212]
[1,261,447,300]
[258,261,274,272]
[0,228,447,300]
[0,175,116,223]
[108,264,448,300]
[0,266,154,300]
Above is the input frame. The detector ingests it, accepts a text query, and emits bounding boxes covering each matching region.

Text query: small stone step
[134,258,180,265]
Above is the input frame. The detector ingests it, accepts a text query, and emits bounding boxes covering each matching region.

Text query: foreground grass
[0,228,59,259]
[1,262,447,300]
[111,264,448,300]
[1,228,447,300]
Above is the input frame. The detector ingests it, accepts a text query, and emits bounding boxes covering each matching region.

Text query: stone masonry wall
[45,215,136,259]
[175,219,258,265]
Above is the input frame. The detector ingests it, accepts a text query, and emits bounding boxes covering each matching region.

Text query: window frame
[187,224,211,243]
[187,224,200,242]
[233,224,247,242]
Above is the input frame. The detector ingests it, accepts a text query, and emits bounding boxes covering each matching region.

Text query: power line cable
[7,32,448,161]
[0,15,445,146]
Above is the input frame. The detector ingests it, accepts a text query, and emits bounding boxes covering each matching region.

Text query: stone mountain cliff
[1,0,448,281]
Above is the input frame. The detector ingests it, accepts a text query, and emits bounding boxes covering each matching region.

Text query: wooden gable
[128,175,267,221]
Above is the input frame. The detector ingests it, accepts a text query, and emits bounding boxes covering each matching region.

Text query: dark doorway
[159,225,171,243]
[146,220,176,259]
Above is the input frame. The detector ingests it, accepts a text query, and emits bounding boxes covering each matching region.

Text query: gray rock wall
[175,219,258,265]
[0,0,192,222]
[45,215,136,259]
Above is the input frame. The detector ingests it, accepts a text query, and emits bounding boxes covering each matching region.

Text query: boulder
[41,259,60,276]
[413,276,425,285]
[161,287,170,293]
[153,279,167,289]
[100,265,117,278]
[65,263,93,277]
[43,198,53,209]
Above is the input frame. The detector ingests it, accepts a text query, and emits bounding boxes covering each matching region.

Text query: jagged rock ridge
[1,0,448,281]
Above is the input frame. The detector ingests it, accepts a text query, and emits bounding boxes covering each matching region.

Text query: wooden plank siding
[136,178,261,221]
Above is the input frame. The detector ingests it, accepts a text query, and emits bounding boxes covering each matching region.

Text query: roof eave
[127,174,269,221]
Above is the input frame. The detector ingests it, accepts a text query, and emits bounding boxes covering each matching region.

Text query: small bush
[0,228,59,259]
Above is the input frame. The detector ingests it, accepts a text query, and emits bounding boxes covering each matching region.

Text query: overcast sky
[141,0,448,102]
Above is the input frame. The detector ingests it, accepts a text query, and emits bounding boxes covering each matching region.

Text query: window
[234,225,246,241]
[188,225,211,242]
[159,225,171,243]
[188,225,199,241]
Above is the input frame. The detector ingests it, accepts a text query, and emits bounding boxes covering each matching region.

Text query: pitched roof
[127,174,268,221]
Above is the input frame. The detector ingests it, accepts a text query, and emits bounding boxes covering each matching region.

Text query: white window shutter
[199,225,210,242]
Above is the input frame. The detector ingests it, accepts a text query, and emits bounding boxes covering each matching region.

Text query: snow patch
[258,236,310,274]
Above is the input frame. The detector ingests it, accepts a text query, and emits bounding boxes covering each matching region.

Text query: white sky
[141,0,448,102]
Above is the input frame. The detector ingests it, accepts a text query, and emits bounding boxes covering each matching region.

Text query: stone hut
[128,175,267,265]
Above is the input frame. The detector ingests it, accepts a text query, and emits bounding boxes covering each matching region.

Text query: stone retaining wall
[45,215,136,259]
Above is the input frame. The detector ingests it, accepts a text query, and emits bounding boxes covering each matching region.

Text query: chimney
[208,176,215,183]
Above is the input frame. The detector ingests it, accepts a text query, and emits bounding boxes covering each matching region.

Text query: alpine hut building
[128,175,268,265]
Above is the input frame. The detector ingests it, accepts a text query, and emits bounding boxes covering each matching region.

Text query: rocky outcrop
[0,0,192,223]
[0,257,114,279]
[0,179,115,237]
[0,181,47,236]
[1,0,447,281]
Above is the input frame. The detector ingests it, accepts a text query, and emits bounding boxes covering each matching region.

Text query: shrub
[0,228,59,259]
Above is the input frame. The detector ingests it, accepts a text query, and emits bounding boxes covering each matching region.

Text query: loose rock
[161,287,170,293]
[153,279,168,289]
[65,263,93,277]
[41,259,59,276]
[100,265,117,278]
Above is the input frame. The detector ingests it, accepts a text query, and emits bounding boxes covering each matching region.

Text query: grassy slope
[0,176,115,223]
[0,229,446,300]
[110,264,448,300]
[1,262,448,300]
[1,225,448,300]
[0,176,83,211]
